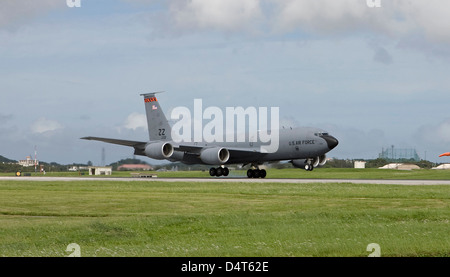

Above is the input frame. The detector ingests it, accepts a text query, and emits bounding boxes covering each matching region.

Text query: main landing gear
[209,165,267,178]
[246,168,266,179]
[246,163,266,178]
[209,166,229,177]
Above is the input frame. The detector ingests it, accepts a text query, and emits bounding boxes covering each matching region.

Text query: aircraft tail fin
[141,92,172,141]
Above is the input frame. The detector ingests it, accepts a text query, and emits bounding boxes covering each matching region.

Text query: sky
[1,0,450,165]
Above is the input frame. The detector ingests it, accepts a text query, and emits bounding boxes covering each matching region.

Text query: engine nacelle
[292,154,327,169]
[291,159,307,169]
[200,147,230,165]
[318,154,327,166]
[144,142,174,160]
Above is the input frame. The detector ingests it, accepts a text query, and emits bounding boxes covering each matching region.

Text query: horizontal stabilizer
[81,136,147,156]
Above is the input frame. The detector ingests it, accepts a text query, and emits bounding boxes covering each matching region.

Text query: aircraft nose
[323,135,339,150]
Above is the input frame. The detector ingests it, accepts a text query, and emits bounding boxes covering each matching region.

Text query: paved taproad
[1,176,450,185]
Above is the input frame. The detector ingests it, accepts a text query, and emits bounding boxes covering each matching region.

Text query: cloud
[167,0,263,33]
[31,117,63,134]
[397,0,450,45]
[129,0,450,50]
[272,0,382,34]
[4,0,448,49]
[122,113,147,130]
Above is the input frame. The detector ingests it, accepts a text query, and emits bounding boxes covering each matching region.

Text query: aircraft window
[316,132,329,137]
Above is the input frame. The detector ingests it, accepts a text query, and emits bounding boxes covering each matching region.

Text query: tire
[253,170,260,178]
[223,167,229,176]
[260,169,267,178]
[216,167,223,177]
[247,169,254,178]
[209,167,216,177]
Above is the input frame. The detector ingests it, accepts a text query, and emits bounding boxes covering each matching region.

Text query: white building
[354,161,366,169]
[88,166,112,176]
[18,156,38,167]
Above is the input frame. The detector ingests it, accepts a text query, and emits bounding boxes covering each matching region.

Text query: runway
[1,176,450,185]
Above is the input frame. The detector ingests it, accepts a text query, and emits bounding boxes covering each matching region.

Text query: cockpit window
[314,132,329,137]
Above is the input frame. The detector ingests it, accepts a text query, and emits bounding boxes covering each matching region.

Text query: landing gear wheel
[216,167,223,177]
[209,167,217,176]
[247,169,254,178]
[260,169,267,178]
[210,166,229,177]
[246,169,266,178]
[223,167,229,176]
[253,170,260,178]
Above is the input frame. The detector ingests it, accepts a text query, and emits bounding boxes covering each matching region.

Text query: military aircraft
[82,93,338,178]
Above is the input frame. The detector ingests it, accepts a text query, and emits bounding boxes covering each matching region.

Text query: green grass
[5,167,450,180]
[0,179,448,257]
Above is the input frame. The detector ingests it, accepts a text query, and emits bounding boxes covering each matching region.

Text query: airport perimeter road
[1,176,450,185]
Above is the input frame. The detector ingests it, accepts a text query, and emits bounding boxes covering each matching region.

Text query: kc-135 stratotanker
[82,93,338,178]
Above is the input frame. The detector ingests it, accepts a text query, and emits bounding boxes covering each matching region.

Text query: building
[117,164,153,171]
[354,161,366,169]
[18,156,39,167]
[88,166,112,176]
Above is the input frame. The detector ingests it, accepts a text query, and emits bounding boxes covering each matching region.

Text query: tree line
[0,155,439,173]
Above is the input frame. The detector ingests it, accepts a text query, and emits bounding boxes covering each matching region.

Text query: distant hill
[0,155,16,163]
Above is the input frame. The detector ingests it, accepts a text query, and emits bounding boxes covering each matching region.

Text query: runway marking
[1,176,450,185]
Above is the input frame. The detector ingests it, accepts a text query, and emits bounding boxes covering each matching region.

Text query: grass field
[0,175,449,257]
[5,167,450,180]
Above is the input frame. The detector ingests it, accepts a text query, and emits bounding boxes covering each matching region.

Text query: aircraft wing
[175,144,266,161]
[176,144,259,153]
[81,137,147,155]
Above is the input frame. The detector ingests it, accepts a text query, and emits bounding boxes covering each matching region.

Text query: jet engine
[144,141,174,160]
[318,154,327,166]
[291,154,327,170]
[200,147,230,165]
[291,159,307,169]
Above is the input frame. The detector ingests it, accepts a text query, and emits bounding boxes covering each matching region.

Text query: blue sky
[1,0,450,165]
